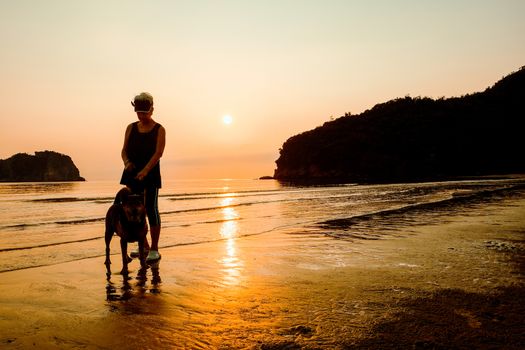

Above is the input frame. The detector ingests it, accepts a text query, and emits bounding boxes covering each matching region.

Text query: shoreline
[1,196,524,349]
[273,173,525,186]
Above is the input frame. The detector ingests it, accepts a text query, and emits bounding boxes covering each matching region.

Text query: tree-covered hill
[274,67,525,182]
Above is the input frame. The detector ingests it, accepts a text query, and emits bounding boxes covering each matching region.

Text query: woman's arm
[121,124,135,171]
[136,125,166,180]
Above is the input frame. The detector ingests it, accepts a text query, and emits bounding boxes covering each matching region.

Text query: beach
[1,186,524,349]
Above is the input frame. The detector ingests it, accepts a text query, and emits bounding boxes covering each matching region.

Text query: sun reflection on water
[219,197,243,286]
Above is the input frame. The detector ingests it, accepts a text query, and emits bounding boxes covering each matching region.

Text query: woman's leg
[150,225,160,251]
[145,187,161,253]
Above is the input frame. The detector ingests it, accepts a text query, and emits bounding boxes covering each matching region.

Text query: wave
[0,221,301,274]
[0,237,101,252]
[0,217,105,230]
[167,191,286,201]
[1,193,333,231]
[4,179,523,232]
[25,186,343,204]
[25,189,284,203]
[6,181,524,232]
[0,214,243,252]
[315,183,525,236]
[198,217,242,225]
[29,196,114,203]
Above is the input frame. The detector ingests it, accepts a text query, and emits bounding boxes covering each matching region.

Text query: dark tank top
[120,122,162,190]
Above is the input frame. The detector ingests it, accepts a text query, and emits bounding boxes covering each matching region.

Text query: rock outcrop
[0,151,85,182]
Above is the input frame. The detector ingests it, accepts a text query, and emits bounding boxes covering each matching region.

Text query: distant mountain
[274,67,525,183]
[0,151,85,182]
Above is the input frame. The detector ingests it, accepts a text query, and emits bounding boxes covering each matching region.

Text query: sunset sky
[1,0,524,180]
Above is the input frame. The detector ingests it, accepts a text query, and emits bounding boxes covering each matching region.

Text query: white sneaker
[130,246,149,259]
[146,250,161,262]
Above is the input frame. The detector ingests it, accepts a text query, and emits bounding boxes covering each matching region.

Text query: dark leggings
[128,185,160,227]
[144,187,160,227]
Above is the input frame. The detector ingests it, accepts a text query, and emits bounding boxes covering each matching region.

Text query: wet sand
[1,198,524,349]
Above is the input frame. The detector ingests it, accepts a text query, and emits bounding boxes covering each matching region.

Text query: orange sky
[1,1,524,180]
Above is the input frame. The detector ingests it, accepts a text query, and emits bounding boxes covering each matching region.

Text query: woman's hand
[124,161,135,172]
[135,169,148,181]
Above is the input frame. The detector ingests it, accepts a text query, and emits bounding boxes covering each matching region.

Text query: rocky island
[274,67,525,182]
[0,151,85,182]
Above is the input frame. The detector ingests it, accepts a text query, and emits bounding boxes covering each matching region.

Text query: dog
[104,187,148,275]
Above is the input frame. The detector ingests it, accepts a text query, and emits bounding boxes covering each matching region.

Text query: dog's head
[122,194,146,225]
[116,188,146,225]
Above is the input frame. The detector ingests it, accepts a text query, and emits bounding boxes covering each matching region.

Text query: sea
[1,177,524,273]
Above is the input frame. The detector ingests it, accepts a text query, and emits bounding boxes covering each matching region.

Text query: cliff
[274,67,525,183]
[0,151,85,182]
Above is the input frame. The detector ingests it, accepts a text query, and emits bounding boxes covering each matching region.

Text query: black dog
[104,187,148,275]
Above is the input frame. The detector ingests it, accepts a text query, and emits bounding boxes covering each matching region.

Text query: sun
[222,115,233,125]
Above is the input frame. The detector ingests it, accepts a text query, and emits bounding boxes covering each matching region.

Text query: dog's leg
[104,228,112,262]
[105,234,112,277]
[138,234,147,268]
[120,238,129,275]
[104,232,112,277]
[104,213,113,274]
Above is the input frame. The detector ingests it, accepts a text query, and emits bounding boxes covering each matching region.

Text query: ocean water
[0,177,524,273]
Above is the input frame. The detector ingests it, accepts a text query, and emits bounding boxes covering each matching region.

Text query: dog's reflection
[106,262,161,302]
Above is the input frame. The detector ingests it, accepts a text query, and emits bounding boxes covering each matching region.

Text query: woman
[120,92,166,262]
